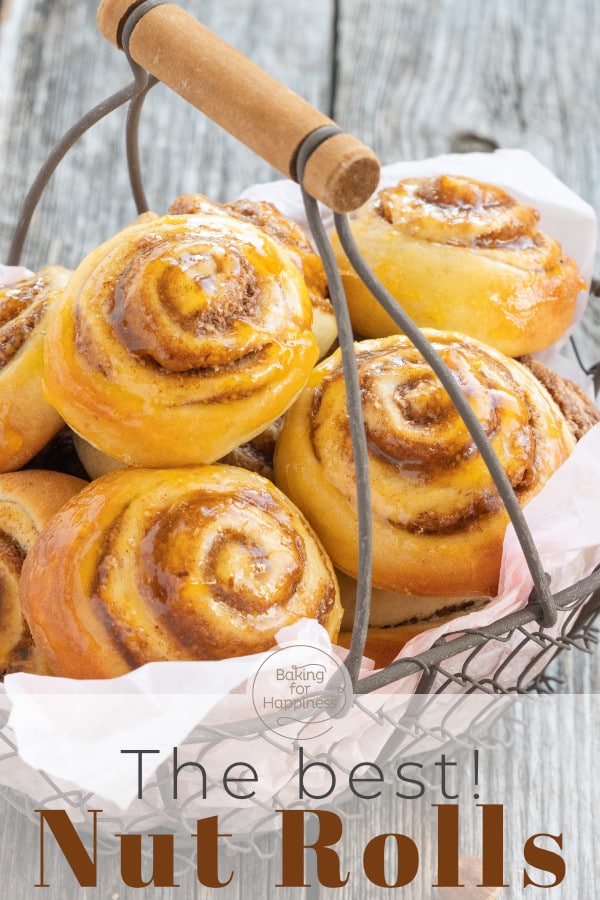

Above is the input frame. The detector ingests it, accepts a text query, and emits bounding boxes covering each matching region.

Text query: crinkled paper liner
[0,151,599,833]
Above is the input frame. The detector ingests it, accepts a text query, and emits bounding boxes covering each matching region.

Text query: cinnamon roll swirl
[0,266,70,472]
[0,470,86,676]
[42,213,319,468]
[20,466,342,679]
[330,175,585,355]
[170,194,337,358]
[274,331,575,600]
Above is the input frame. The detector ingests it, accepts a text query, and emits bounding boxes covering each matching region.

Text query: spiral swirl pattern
[20,466,342,678]
[0,267,70,472]
[0,470,85,675]
[330,174,585,355]
[169,194,337,358]
[274,332,575,597]
[43,214,318,467]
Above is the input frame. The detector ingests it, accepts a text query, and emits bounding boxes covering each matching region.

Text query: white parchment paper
[1,150,599,817]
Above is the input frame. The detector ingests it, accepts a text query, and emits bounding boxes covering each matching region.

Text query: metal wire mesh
[2,0,600,848]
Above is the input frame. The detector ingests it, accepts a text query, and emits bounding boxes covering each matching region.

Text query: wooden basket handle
[97,0,380,211]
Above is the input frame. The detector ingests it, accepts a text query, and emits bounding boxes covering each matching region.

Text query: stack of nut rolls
[1,176,598,676]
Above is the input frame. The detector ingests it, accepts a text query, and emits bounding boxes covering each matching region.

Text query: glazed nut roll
[274,331,575,601]
[170,194,337,358]
[0,470,87,676]
[0,267,70,472]
[72,413,283,482]
[330,175,585,356]
[20,466,342,679]
[42,213,319,468]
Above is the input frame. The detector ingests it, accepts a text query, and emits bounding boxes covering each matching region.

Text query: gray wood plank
[330,6,600,895]
[0,0,334,270]
[333,0,600,375]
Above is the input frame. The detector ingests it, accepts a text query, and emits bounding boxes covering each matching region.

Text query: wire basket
[2,0,600,852]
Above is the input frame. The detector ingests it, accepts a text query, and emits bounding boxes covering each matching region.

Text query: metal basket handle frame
[7,0,600,695]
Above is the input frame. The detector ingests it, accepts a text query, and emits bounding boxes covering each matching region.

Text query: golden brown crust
[169,194,337,357]
[26,426,89,480]
[274,331,574,599]
[219,419,282,481]
[74,419,283,482]
[20,466,342,679]
[519,355,600,441]
[336,568,490,666]
[331,174,585,356]
[336,625,453,670]
[436,858,504,899]
[0,469,87,676]
[42,213,319,468]
[0,266,70,472]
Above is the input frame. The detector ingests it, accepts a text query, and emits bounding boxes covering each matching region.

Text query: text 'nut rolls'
[42,213,319,467]
[330,174,585,355]
[0,266,70,472]
[274,331,575,601]
[20,466,342,679]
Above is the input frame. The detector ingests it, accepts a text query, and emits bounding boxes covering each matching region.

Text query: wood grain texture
[334,0,600,369]
[0,1,599,896]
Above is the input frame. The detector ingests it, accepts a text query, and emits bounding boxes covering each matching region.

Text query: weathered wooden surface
[0,0,599,897]
[333,0,600,369]
[1,0,599,360]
